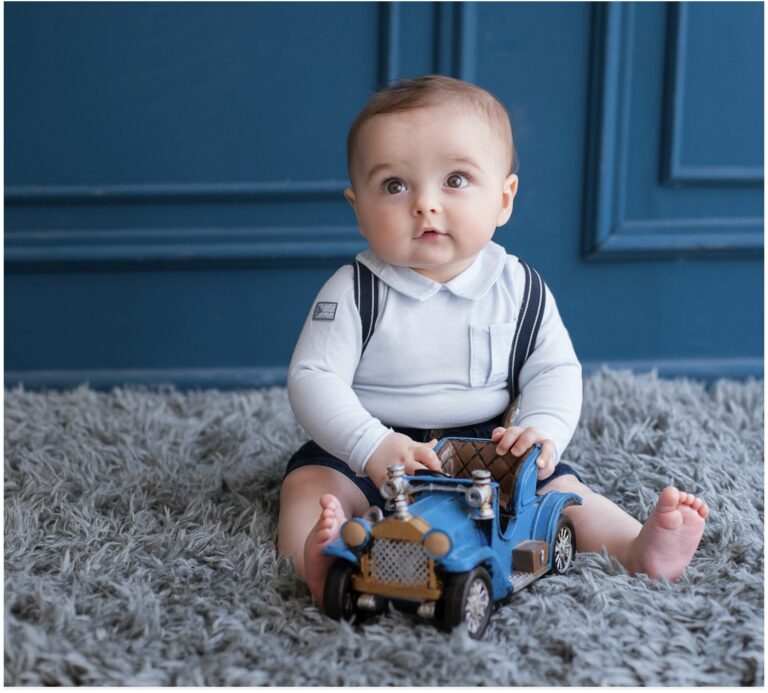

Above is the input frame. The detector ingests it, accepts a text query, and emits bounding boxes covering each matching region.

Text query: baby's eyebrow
[364,156,483,183]
[447,156,483,172]
[366,163,395,183]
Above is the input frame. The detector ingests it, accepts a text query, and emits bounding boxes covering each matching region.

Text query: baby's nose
[412,193,441,216]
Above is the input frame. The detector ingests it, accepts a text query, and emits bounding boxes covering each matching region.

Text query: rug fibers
[4,369,764,685]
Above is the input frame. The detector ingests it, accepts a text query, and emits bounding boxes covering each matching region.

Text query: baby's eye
[384,179,407,195]
[445,173,470,189]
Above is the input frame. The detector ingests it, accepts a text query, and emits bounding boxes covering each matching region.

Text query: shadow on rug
[4,369,764,685]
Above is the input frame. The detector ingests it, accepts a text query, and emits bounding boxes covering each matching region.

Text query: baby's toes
[682,492,699,507]
[320,508,337,526]
[320,494,337,510]
[681,492,701,507]
[680,493,709,519]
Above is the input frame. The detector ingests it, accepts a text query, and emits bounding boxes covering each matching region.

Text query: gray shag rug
[4,369,764,686]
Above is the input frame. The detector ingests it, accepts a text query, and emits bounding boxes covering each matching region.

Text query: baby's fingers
[536,440,557,479]
[495,426,523,455]
[510,427,542,456]
[414,439,441,470]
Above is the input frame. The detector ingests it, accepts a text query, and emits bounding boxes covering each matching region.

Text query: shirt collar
[356,241,508,301]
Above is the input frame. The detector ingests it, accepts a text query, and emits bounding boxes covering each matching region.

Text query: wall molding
[5,226,367,271]
[661,4,764,186]
[581,358,763,382]
[435,2,478,80]
[378,2,400,86]
[6,358,762,391]
[4,367,290,391]
[4,7,403,206]
[4,180,349,206]
[582,4,763,261]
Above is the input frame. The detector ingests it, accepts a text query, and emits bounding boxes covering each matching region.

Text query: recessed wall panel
[6,2,379,188]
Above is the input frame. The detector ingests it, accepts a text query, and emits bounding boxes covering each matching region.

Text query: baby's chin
[407,257,480,283]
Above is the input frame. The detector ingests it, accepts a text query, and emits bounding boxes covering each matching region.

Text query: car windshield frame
[405,476,499,496]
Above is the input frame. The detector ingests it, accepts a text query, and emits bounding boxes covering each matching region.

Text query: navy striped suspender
[353,260,379,355]
[507,260,547,403]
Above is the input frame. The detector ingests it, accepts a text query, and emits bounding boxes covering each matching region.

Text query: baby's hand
[365,433,442,489]
[491,426,556,480]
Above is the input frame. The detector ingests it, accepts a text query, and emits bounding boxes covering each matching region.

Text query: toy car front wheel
[551,516,576,574]
[442,566,493,639]
[323,559,358,621]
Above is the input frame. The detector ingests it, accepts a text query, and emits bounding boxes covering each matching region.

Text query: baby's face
[345,103,518,283]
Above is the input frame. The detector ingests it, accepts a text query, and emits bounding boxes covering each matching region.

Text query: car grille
[370,538,429,586]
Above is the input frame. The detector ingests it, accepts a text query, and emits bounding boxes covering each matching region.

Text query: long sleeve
[287,266,392,476]
[513,284,582,465]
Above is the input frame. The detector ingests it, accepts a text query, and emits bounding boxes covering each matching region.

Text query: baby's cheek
[364,217,406,257]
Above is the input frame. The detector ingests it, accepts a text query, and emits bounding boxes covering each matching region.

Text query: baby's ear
[344,187,366,237]
[497,174,519,226]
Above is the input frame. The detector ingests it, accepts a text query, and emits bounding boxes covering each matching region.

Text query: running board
[508,566,549,593]
[509,539,550,592]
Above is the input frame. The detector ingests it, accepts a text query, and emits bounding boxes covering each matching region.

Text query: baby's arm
[287,266,440,482]
[493,281,582,478]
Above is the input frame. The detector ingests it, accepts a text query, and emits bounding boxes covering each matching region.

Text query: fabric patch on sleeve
[313,302,338,321]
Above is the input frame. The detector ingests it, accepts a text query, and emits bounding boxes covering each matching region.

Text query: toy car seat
[436,438,527,512]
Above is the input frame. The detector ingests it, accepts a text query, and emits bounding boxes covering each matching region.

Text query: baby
[278,75,708,605]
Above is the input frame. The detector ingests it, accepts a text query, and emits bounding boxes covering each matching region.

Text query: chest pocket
[469,323,516,387]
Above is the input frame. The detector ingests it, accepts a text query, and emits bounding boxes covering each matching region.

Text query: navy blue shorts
[283,416,583,510]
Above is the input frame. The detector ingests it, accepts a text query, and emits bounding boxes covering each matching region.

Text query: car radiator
[370,538,429,586]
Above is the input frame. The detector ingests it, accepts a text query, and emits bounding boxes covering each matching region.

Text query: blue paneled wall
[5,2,763,389]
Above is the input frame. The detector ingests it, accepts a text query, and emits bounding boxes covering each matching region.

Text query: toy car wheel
[442,566,493,639]
[551,516,576,574]
[323,559,358,621]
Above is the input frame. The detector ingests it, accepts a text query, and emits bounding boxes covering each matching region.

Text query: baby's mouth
[416,227,448,239]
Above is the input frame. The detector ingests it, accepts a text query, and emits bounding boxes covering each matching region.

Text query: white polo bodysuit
[288,241,582,477]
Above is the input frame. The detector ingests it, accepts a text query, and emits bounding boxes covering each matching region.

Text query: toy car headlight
[465,470,495,520]
[422,530,451,558]
[362,506,384,524]
[380,477,407,500]
[465,485,492,508]
[340,519,370,549]
[380,480,397,500]
[380,464,412,520]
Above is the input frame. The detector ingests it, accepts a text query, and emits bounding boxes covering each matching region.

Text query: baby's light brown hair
[347,74,517,182]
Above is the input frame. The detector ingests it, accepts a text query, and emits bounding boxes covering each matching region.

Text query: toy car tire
[551,516,576,575]
[323,559,358,621]
[441,566,493,639]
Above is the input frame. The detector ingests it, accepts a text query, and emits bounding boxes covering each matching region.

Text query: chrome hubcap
[464,578,490,633]
[555,526,573,572]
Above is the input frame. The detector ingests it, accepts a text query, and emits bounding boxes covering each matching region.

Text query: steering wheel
[413,468,452,478]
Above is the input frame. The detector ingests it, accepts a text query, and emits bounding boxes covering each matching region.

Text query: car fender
[512,444,543,513]
[437,546,510,600]
[531,491,582,549]
[322,538,360,566]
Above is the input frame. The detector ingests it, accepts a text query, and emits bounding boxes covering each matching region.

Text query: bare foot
[629,486,709,581]
[303,494,347,605]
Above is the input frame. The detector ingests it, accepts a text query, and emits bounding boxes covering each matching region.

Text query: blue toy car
[322,437,582,639]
